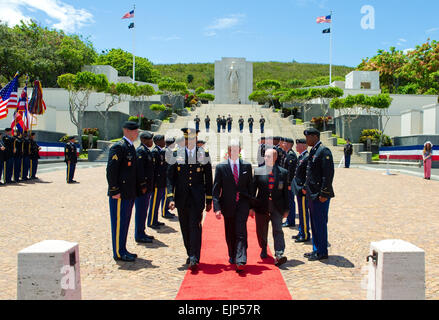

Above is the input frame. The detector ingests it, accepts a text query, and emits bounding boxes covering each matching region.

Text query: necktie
[233,163,239,202]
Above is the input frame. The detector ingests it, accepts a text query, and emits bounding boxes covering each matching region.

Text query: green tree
[307,87,344,131]
[195,86,206,95]
[187,74,194,83]
[158,81,188,109]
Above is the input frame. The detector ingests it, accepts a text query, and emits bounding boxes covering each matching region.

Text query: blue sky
[1,0,438,67]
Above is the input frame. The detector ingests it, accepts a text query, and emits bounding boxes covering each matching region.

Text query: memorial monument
[214,58,253,104]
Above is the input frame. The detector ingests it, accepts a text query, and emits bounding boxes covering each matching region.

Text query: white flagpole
[329,10,333,86]
[132,4,136,84]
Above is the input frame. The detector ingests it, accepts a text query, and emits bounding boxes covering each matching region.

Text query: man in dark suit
[303,128,335,261]
[167,128,213,270]
[213,140,253,272]
[251,148,289,267]
[107,121,145,262]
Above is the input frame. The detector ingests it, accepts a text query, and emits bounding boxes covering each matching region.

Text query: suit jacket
[212,159,253,218]
[252,165,289,215]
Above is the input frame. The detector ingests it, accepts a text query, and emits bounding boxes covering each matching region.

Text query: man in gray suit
[213,140,253,273]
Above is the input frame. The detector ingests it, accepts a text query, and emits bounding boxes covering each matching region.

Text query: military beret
[140,131,154,140]
[273,136,281,141]
[304,128,320,137]
[123,121,140,130]
[31,132,36,137]
[4,128,12,132]
[285,138,294,144]
[153,135,165,142]
[166,137,176,145]
[296,139,307,145]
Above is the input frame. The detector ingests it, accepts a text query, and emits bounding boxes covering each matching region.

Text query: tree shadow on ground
[116,258,159,271]
[320,255,355,268]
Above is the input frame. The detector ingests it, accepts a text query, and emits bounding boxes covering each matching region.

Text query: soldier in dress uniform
[303,128,335,261]
[216,115,222,133]
[281,138,298,228]
[292,139,311,242]
[21,131,31,181]
[260,116,266,134]
[148,135,168,229]
[12,131,23,183]
[248,115,254,134]
[167,128,213,270]
[238,116,244,133]
[2,128,14,184]
[221,116,227,133]
[205,115,211,133]
[227,114,233,133]
[163,137,177,220]
[134,131,156,244]
[65,136,78,184]
[107,121,144,262]
[29,132,41,180]
[274,136,286,167]
[257,137,266,167]
[194,115,201,132]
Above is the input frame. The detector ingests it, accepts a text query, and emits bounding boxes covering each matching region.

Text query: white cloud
[207,14,245,31]
[295,0,327,9]
[426,27,439,34]
[398,38,407,43]
[0,0,93,33]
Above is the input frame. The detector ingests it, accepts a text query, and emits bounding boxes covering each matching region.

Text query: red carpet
[176,211,292,300]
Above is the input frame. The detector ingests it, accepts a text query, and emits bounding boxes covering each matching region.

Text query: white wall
[345,71,380,90]
[423,104,439,134]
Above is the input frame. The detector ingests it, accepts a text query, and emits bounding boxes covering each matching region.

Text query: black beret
[304,128,320,137]
[5,128,12,132]
[140,131,154,140]
[123,121,140,130]
[285,138,294,144]
[31,132,36,137]
[296,139,307,145]
[153,135,165,142]
[166,137,176,145]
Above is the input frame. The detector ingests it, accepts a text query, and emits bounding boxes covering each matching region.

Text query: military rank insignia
[112,155,118,161]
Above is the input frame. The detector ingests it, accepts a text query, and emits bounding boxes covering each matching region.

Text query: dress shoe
[260,249,268,259]
[308,253,328,261]
[136,237,153,244]
[304,252,316,258]
[149,224,161,230]
[282,222,291,228]
[114,254,136,262]
[145,234,155,240]
[229,258,236,265]
[189,258,199,270]
[295,237,311,243]
[163,213,175,219]
[292,234,300,240]
[236,263,245,273]
[126,252,138,258]
[275,255,287,267]
[186,258,190,265]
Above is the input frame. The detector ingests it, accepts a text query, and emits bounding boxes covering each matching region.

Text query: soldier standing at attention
[0,132,4,185]
[205,115,211,133]
[163,137,177,220]
[238,116,244,133]
[21,131,31,181]
[303,128,335,261]
[2,128,14,184]
[344,138,353,169]
[167,128,213,270]
[281,138,298,228]
[216,115,222,133]
[29,132,41,180]
[194,115,201,132]
[257,137,266,167]
[134,131,155,244]
[148,135,167,229]
[227,114,233,133]
[292,139,311,243]
[260,116,266,134]
[12,131,23,183]
[221,116,227,133]
[248,115,254,134]
[65,136,78,184]
[107,121,144,262]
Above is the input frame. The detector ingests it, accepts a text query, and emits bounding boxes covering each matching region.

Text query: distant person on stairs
[221,116,227,133]
[239,116,244,133]
[248,116,254,133]
[260,116,266,134]
[194,115,201,132]
[344,139,353,168]
[227,114,233,133]
[216,115,222,133]
[205,115,211,133]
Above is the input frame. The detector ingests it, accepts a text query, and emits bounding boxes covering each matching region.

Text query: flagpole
[329,10,333,86]
[132,4,136,84]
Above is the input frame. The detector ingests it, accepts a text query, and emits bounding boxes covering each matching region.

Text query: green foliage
[280,87,343,104]
[330,93,393,111]
[359,129,393,146]
[57,71,109,92]
[128,115,154,130]
[0,20,97,87]
[187,74,194,83]
[249,90,270,104]
[158,81,187,94]
[96,48,160,83]
[81,135,98,150]
[150,104,166,112]
[197,93,215,101]
[83,128,100,137]
[256,79,281,91]
[195,86,206,95]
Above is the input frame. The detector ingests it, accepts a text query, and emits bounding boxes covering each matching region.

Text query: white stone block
[17,240,81,300]
[367,239,425,300]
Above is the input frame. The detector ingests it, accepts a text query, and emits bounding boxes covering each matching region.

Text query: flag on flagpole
[16,85,30,131]
[0,75,19,119]
[122,10,135,19]
[323,28,331,34]
[11,111,25,134]
[316,15,332,23]
[128,22,135,29]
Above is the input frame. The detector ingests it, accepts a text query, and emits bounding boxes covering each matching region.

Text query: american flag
[316,15,332,23]
[122,10,134,19]
[0,76,19,119]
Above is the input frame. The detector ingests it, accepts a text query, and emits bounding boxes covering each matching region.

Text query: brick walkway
[1,166,438,300]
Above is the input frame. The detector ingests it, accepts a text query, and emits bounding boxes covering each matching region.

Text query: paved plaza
[1,165,438,300]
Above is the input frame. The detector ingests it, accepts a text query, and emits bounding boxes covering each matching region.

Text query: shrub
[83,128,100,138]
[150,104,167,112]
[359,129,393,146]
[311,116,332,131]
[81,135,98,150]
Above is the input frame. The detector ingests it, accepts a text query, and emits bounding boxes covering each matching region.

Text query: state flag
[322,28,331,34]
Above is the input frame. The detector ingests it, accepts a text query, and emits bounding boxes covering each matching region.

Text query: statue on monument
[227,62,239,102]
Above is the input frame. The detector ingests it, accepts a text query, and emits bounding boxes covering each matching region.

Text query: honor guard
[21,131,31,181]
[238,116,244,133]
[205,115,211,133]
[107,121,144,262]
[12,131,23,182]
[163,137,177,219]
[167,128,213,270]
[259,116,266,134]
[248,116,254,133]
[29,132,41,180]
[221,116,227,133]
[227,115,233,133]
[303,128,335,261]
[216,115,222,133]
[274,137,286,167]
[257,137,266,167]
[2,128,14,184]
[194,115,201,132]
[134,131,155,244]
[292,139,310,242]
[65,136,78,184]
[148,135,168,229]
[282,138,298,228]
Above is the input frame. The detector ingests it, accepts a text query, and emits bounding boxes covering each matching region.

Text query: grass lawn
[332,134,347,145]
[372,154,380,161]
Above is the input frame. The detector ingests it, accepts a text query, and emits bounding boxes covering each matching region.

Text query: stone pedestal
[88,149,103,162]
[353,143,364,155]
[17,240,81,300]
[367,239,425,300]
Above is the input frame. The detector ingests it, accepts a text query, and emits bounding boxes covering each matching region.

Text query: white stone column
[17,240,81,300]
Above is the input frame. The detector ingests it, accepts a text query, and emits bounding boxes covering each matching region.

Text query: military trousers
[13,156,22,182]
[297,194,311,240]
[135,192,153,239]
[66,162,76,183]
[177,200,203,262]
[147,187,165,226]
[286,190,296,226]
[22,156,30,179]
[309,198,330,256]
[4,158,13,183]
[30,159,38,178]
[109,198,135,259]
